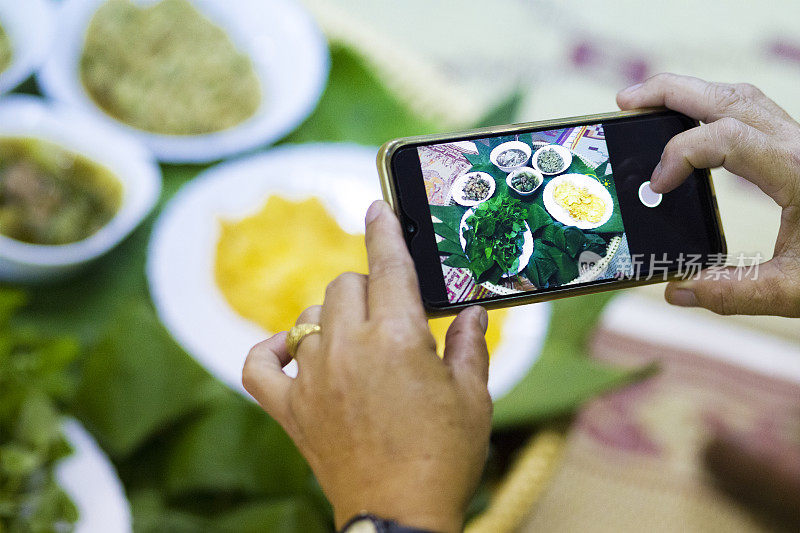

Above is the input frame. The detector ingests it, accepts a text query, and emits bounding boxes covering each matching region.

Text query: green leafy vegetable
[0,288,80,532]
[463,196,529,283]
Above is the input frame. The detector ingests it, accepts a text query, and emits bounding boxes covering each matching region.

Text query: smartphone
[377,108,726,316]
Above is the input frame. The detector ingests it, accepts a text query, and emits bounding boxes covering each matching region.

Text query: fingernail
[620,82,643,94]
[651,161,663,184]
[475,306,488,333]
[668,288,698,307]
[365,200,384,225]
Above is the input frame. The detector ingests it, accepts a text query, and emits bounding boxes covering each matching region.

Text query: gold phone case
[376,109,726,316]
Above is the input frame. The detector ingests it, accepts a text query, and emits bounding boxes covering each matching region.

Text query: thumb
[664,260,800,317]
[442,306,490,389]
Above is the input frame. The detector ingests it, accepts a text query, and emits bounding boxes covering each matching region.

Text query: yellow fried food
[215,196,507,356]
[553,180,606,223]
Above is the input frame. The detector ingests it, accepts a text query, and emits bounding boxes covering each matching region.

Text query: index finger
[363,200,426,320]
[616,73,790,133]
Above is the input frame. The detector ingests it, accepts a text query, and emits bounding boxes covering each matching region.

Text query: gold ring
[285,323,321,357]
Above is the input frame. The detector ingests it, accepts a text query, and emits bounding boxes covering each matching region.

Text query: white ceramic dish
[506,166,543,196]
[39,0,328,163]
[543,173,614,230]
[451,171,495,206]
[0,96,161,282]
[532,144,573,175]
[0,0,54,94]
[458,207,534,277]
[56,418,132,533]
[147,143,549,401]
[490,141,531,172]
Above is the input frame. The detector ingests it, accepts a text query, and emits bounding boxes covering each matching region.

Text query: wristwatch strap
[339,513,437,533]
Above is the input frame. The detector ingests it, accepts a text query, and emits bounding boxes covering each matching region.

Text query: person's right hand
[617,73,800,317]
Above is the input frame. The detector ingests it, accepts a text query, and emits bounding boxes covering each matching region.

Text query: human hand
[242,200,492,532]
[617,73,800,317]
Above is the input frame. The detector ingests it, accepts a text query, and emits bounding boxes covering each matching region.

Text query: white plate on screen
[0,0,54,95]
[56,418,131,533]
[39,0,328,163]
[147,144,549,401]
[543,173,614,230]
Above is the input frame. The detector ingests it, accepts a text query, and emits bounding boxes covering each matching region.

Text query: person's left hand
[242,200,492,533]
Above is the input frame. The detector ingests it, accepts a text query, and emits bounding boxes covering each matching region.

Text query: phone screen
[389,111,725,308]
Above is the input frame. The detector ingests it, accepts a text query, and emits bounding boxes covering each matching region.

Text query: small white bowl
[532,143,572,175]
[451,171,496,206]
[0,0,54,94]
[38,0,328,163]
[506,166,543,196]
[57,419,132,533]
[490,141,531,172]
[0,96,161,282]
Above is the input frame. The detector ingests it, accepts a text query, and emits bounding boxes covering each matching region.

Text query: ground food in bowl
[511,171,538,192]
[462,174,491,201]
[537,148,565,173]
[496,148,527,167]
[0,24,11,74]
[81,0,262,135]
[0,137,123,245]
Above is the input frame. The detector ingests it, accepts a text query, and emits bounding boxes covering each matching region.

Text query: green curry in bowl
[0,137,123,245]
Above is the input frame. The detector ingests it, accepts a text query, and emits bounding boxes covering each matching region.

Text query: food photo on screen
[420,123,634,304]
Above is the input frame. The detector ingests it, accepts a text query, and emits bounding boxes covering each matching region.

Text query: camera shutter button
[638,181,663,207]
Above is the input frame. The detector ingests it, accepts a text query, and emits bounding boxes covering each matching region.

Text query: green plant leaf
[432,222,460,244]
[283,45,440,145]
[164,396,309,498]
[492,293,657,428]
[540,224,567,250]
[443,255,470,268]
[428,204,465,228]
[565,156,597,177]
[528,240,558,288]
[595,159,610,177]
[71,300,218,459]
[526,204,552,235]
[436,239,464,257]
[472,89,525,128]
[215,499,330,533]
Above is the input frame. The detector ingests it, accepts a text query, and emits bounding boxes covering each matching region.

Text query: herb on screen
[462,174,491,201]
[511,172,538,192]
[537,148,564,173]
[496,148,527,167]
[463,196,528,282]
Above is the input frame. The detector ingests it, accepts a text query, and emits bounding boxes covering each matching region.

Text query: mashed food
[215,196,506,355]
[553,180,606,223]
[81,0,261,135]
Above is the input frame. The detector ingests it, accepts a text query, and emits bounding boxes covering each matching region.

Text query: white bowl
[0,0,54,94]
[490,140,531,172]
[451,171,496,206]
[506,166,543,196]
[532,143,572,175]
[57,419,132,533]
[0,96,161,282]
[38,0,328,163]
